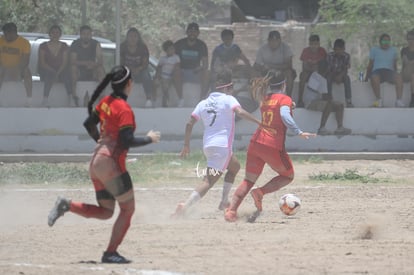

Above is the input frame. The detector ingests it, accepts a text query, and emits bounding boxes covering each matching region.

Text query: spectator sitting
[155,40,183,107]
[303,70,352,136]
[70,25,105,107]
[0,22,32,107]
[326,38,353,107]
[297,34,327,108]
[210,29,251,88]
[400,29,414,107]
[174,22,209,101]
[365,33,404,107]
[38,25,73,107]
[120,27,154,108]
[253,30,296,98]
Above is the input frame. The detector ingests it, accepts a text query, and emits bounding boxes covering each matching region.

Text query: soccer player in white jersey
[172,70,261,217]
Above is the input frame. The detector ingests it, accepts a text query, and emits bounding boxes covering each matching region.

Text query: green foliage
[309,168,384,183]
[317,0,414,46]
[0,0,229,54]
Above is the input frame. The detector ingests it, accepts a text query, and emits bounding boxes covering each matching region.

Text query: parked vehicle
[15,32,158,81]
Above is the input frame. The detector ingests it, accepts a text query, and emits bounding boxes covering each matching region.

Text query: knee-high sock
[221,181,233,202]
[70,201,113,219]
[260,176,293,195]
[106,200,135,253]
[229,180,254,212]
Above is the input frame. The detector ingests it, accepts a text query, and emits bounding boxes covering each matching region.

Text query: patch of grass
[309,168,385,183]
[0,162,89,185]
[0,151,231,186]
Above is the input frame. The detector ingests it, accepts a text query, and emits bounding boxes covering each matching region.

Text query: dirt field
[0,159,413,275]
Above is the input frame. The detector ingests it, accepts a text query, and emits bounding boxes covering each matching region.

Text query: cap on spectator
[2,22,17,33]
[268,30,281,40]
[187,22,199,31]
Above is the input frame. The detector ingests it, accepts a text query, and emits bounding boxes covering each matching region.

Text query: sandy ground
[0,159,413,275]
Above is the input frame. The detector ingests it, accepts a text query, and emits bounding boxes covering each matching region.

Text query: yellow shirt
[0,36,31,68]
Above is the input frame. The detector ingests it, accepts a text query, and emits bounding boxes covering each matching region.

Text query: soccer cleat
[224,209,237,222]
[171,202,185,218]
[247,210,261,223]
[101,251,131,264]
[218,200,230,211]
[48,196,70,227]
[250,188,264,212]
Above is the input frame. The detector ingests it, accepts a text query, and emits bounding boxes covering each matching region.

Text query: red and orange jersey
[251,93,293,150]
[95,95,136,155]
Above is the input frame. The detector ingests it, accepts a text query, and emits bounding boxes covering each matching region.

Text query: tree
[0,0,229,54]
[317,0,414,46]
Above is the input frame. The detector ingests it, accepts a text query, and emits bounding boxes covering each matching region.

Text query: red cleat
[224,208,237,222]
[171,202,185,218]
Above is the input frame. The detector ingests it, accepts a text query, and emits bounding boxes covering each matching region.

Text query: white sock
[222,181,233,202]
[184,191,201,208]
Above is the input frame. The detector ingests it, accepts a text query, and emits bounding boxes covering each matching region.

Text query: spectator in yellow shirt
[0,22,32,106]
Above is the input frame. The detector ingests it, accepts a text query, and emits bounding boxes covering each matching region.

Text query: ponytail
[87,73,112,115]
[87,65,131,115]
[250,70,286,101]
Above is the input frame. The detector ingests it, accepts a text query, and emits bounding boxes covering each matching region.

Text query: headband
[215,82,233,90]
[269,79,286,87]
[112,66,130,84]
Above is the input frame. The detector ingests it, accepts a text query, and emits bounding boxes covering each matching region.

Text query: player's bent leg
[250,188,264,212]
[220,157,240,210]
[224,178,256,222]
[69,188,116,219]
[260,175,293,195]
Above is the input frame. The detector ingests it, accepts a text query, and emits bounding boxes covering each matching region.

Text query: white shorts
[203,146,232,172]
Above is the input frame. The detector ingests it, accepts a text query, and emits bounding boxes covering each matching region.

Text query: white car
[18,32,158,81]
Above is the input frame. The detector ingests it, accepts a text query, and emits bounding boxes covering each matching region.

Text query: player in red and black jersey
[224,71,315,223]
[48,65,160,263]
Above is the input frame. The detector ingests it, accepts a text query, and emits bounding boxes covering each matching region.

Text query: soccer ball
[278,194,301,216]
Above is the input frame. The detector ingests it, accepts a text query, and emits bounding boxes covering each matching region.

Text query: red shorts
[245,141,293,177]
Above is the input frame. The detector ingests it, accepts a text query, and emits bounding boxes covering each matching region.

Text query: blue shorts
[370,69,396,83]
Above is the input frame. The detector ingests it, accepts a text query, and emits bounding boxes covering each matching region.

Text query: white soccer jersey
[192,92,241,148]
